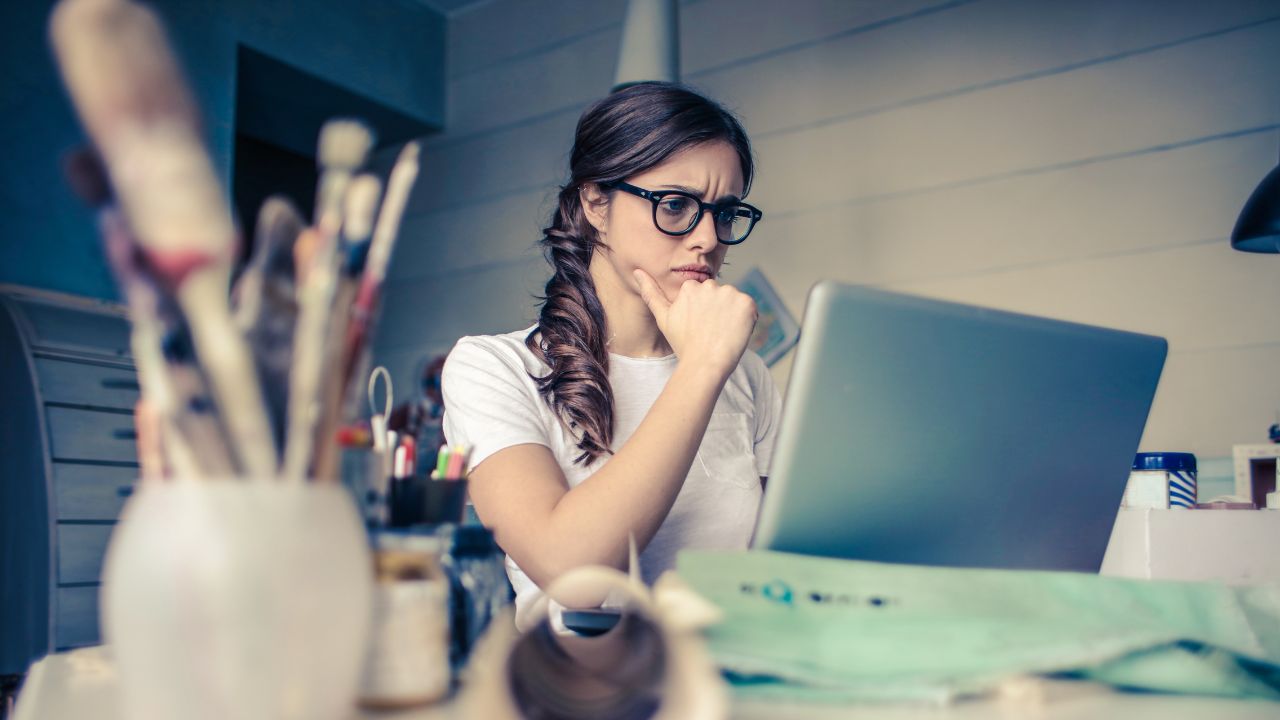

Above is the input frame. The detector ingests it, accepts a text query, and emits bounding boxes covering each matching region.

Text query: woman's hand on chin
[633,268,757,377]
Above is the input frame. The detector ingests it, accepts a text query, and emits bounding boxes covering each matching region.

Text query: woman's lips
[673,267,713,282]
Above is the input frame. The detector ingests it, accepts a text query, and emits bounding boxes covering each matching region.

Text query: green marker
[435,444,450,479]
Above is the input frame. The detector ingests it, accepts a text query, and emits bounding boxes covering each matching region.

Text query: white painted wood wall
[374,0,1280,459]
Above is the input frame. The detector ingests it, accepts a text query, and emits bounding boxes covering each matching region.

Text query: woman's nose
[683,209,718,252]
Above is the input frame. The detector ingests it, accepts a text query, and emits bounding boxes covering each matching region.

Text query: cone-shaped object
[613,0,679,90]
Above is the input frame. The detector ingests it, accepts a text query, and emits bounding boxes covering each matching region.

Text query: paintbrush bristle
[318,120,374,172]
[62,146,113,208]
[342,175,382,242]
[255,196,305,259]
[49,0,200,157]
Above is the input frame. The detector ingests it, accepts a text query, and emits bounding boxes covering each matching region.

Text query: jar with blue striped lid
[1125,453,1198,509]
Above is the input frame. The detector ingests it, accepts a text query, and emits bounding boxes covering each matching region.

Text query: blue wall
[0,0,445,300]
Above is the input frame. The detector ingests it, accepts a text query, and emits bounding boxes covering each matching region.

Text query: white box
[1233,443,1280,505]
[1101,507,1280,585]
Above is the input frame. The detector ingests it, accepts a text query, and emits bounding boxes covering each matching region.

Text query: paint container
[1125,452,1197,509]
[358,529,452,709]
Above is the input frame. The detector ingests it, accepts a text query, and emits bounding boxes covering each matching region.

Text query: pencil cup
[100,479,374,720]
[389,476,469,527]
[425,477,469,524]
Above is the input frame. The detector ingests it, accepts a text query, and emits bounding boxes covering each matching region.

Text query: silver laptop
[752,282,1167,573]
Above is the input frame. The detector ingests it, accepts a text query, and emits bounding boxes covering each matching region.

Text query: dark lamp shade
[1231,164,1280,253]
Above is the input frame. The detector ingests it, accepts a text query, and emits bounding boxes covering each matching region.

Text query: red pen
[401,435,416,477]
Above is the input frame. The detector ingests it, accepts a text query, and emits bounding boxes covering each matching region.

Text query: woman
[441,82,780,630]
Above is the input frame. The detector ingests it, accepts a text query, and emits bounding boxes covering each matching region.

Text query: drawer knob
[112,429,138,441]
[101,378,141,391]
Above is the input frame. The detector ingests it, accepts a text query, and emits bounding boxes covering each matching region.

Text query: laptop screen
[753,282,1166,573]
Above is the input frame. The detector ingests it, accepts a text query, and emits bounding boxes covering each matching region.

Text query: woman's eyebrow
[658,184,742,203]
[656,183,704,195]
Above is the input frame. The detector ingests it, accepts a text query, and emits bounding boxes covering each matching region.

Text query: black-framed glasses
[603,180,763,245]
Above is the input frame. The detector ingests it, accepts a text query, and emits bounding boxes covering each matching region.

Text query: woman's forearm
[522,360,727,582]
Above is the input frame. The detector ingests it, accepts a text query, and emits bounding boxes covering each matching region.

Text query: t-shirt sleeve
[441,337,551,473]
[749,355,783,477]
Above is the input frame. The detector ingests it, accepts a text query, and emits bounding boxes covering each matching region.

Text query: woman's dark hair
[526,82,754,465]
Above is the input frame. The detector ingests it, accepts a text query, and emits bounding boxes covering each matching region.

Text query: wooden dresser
[0,285,137,676]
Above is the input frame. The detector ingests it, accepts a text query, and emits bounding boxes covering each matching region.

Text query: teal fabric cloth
[675,550,1280,703]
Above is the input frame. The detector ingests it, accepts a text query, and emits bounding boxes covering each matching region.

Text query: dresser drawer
[55,586,100,649]
[44,406,138,463]
[53,463,136,520]
[35,357,139,409]
[57,524,116,585]
[15,299,131,359]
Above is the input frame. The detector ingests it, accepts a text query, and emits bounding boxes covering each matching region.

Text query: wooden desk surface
[14,647,1279,720]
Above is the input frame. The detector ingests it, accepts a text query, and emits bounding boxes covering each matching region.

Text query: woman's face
[586,140,745,300]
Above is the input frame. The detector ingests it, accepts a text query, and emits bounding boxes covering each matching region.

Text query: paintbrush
[341,175,383,277]
[51,0,276,479]
[281,120,374,481]
[232,196,305,459]
[63,147,236,479]
[340,142,421,421]
[48,0,200,167]
[314,120,374,236]
[310,174,383,482]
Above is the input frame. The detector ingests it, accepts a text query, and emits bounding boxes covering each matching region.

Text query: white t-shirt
[441,325,782,629]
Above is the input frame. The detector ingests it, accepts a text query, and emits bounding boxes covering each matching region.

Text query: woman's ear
[579,183,610,236]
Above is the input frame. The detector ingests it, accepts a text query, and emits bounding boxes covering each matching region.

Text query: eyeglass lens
[654,195,754,242]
